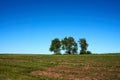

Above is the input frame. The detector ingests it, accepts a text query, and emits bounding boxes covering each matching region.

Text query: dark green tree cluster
[49,38,61,54]
[61,37,78,54]
[49,37,92,55]
[78,38,88,54]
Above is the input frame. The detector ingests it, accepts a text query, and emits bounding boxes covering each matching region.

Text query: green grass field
[0,54,120,80]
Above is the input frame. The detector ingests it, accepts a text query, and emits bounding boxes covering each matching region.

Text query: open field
[0,54,120,80]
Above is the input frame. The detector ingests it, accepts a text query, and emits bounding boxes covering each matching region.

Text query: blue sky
[0,0,120,54]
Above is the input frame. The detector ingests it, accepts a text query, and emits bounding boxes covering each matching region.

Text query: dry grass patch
[30,64,120,80]
[30,65,79,80]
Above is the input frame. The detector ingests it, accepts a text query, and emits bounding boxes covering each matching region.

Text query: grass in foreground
[0,54,120,80]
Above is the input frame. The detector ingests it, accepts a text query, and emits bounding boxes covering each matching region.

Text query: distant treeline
[49,37,92,55]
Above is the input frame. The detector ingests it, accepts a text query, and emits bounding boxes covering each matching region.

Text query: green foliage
[49,38,61,54]
[72,42,78,54]
[61,37,78,54]
[50,37,91,55]
[78,38,88,54]
[80,50,86,54]
[86,51,92,54]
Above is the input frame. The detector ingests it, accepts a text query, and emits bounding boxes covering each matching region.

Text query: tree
[61,37,78,54]
[86,51,92,54]
[78,38,88,54]
[49,38,61,54]
[72,42,78,54]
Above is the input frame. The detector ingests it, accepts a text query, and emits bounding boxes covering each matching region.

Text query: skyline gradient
[0,0,120,54]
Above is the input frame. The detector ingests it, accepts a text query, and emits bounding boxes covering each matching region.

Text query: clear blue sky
[0,0,120,54]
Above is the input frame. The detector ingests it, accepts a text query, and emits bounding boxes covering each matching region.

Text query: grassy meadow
[0,54,120,80]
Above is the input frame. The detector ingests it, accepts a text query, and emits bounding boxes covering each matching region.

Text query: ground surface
[0,54,120,80]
